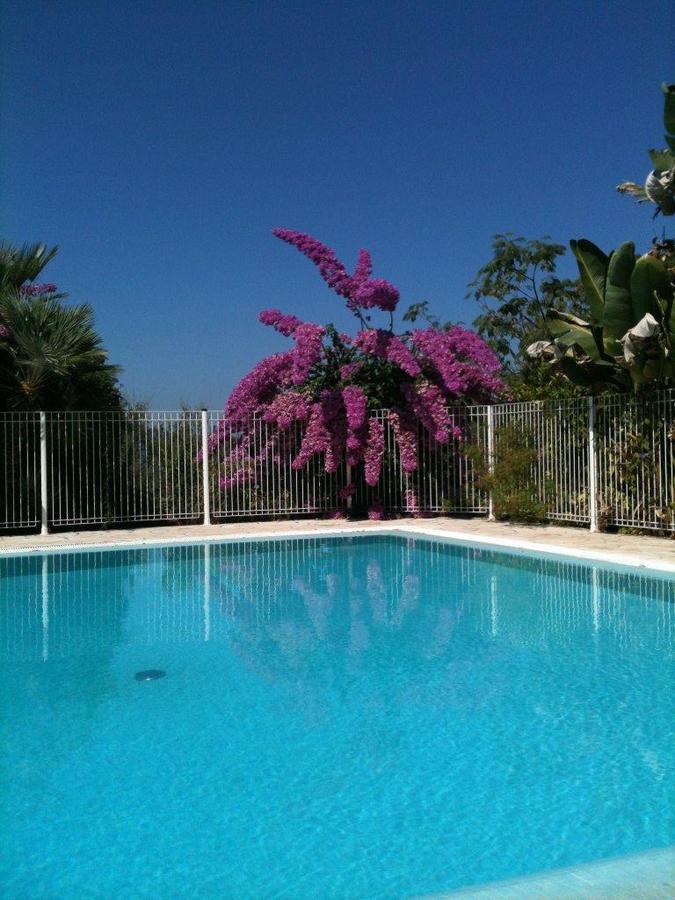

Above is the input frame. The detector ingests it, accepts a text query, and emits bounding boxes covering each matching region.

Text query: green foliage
[0,242,58,289]
[617,83,675,217]
[504,362,587,401]
[529,238,675,391]
[595,400,675,534]
[0,242,122,411]
[467,422,550,523]
[468,234,586,384]
[402,301,443,329]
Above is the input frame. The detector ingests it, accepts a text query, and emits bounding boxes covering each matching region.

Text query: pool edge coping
[1,521,673,574]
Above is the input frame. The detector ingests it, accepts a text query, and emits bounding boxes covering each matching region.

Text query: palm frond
[0,242,59,289]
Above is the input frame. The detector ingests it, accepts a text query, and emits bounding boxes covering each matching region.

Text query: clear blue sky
[1,0,673,408]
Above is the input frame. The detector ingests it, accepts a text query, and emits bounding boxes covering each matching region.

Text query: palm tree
[0,241,59,290]
[0,242,122,411]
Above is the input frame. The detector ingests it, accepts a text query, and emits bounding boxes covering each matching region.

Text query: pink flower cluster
[222,351,296,429]
[273,229,354,297]
[412,326,503,401]
[292,391,346,473]
[339,361,362,381]
[339,483,357,500]
[259,308,302,336]
[261,391,311,429]
[354,329,420,376]
[291,323,325,384]
[210,229,505,497]
[20,283,57,296]
[363,417,385,485]
[342,385,367,464]
[367,500,385,520]
[401,382,460,444]
[388,408,418,472]
[273,228,400,314]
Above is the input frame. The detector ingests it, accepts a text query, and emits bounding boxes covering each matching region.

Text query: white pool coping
[1,519,674,574]
[426,845,675,898]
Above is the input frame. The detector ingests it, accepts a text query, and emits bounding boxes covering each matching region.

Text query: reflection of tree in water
[207,537,674,737]
[207,538,488,725]
[0,549,139,767]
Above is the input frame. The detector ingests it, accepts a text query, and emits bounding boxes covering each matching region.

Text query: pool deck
[0,516,673,572]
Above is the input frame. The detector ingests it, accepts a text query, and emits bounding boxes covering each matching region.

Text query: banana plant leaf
[630,255,673,321]
[648,149,675,171]
[546,310,604,359]
[570,239,608,323]
[603,241,636,344]
[559,356,624,389]
[663,82,675,152]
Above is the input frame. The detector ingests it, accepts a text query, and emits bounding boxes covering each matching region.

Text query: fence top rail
[0,387,672,420]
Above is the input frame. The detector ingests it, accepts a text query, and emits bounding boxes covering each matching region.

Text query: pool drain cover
[134,669,166,681]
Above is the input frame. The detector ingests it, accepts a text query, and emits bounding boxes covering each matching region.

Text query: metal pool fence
[0,390,673,534]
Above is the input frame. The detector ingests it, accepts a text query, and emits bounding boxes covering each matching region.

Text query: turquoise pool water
[1,535,673,897]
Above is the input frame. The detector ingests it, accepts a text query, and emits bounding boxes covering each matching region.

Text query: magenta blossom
[212,229,505,497]
[259,308,303,337]
[291,322,325,384]
[339,483,357,500]
[21,282,57,296]
[353,329,421,376]
[273,228,400,314]
[363,417,385,485]
[412,326,504,401]
[351,278,399,312]
[388,408,418,472]
[367,500,386,520]
[401,382,459,443]
[223,351,296,428]
[339,361,362,380]
[261,391,311,429]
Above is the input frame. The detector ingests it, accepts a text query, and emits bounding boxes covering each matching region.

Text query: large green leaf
[547,310,602,359]
[630,255,673,321]
[603,241,636,341]
[648,149,675,171]
[570,239,608,323]
[663,83,675,151]
[559,357,624,389]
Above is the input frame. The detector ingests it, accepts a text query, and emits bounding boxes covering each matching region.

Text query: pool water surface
[0,535,673,897]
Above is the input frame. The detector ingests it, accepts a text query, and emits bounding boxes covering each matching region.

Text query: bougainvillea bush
[210,230,505,514]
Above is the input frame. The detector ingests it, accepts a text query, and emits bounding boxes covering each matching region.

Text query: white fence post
[588,396,598,532]
[201,409,211,526]
[39,411,49,535]
[487,405,495,521]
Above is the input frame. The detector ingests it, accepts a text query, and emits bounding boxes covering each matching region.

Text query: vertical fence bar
[588,395,598,533]
[201,409,211,526]
[41,555,49,660]
[39,411,49,535]
[203,542,211,641]
[486,404,495,521]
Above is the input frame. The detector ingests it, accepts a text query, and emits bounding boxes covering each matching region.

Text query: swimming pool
[1,534,673,897]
